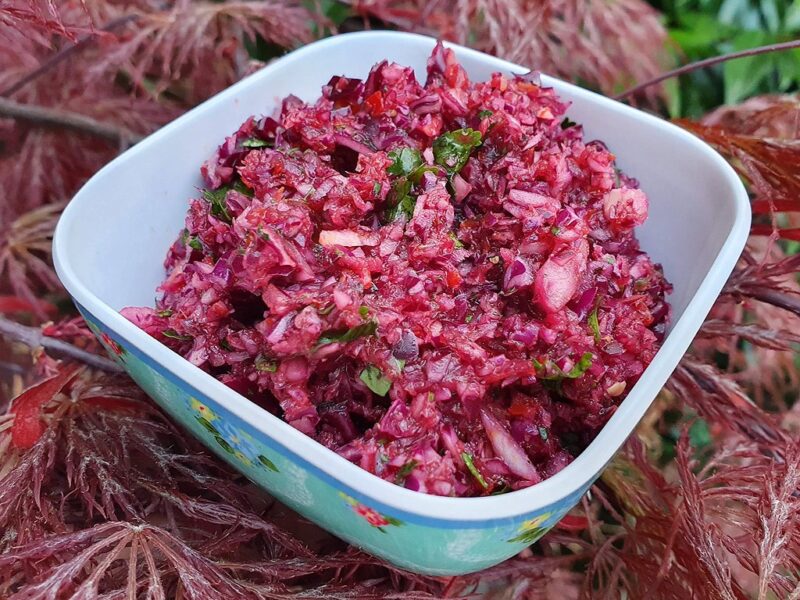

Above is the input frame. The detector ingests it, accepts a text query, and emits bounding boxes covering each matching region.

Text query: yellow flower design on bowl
[190,397,218,421]
[186,396,278,472]
[507,512,553,544]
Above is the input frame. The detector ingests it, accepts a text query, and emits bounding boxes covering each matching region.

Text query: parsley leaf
[478,109,493,119]
[432,128,482,174]
[395,459,418,483]
[533,352,594,381]
[255,355,278,372]
[448,232,464,249]
[359,365,392,396]
[386,193,416,222]
[202,187,232,223]
[187,236,203,252]
[387,147,423,176]
[317,321,378,346]
[565,352,594,378]
[588,308,601,343]
[560,117,576,129]
[233,179,254,197]
[461,452,488,489]
[242,138,271,148]
[156,308,173,318]
[163,329,193,342]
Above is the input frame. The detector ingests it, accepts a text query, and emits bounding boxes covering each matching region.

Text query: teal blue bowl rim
[77,301,591,529]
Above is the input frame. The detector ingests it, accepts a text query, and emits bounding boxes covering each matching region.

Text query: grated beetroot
[123,43,671,497]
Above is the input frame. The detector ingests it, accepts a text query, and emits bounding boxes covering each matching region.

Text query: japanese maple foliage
[1,0,799,598]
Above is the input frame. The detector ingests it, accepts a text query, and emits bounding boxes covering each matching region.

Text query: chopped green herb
[448,232,465,249]
[187,236,203,252]
[358,305,370,318]
[318,303,335,315]
[163,329,193,342]
[478,109,493,119]
[588,308,601,343]
[202,187,232,223]
[219,339,232,351]
[538,426,549,441]
[360,365,392,396]
[388,196,417,221]
[242,138,271,148]
[427,391,435,402]
[156,309,173,318]
[491,483,511,495]
[395,459,418,483]
[383,176,417,222]
[317,321,378,346]
[465,313,474,323]
[566,353,594,378]
[634,278,649,291]
[255,355,278,372]
[257,227,270,241]
[560,117,576,129]
[387,147,423,176]
[372,181,382,196]
[386,193,416,221]
[233,179,254,198]
[432,128,482,174]
[533,352,594,381]
[461,452,488,489]
[551,226,561,235]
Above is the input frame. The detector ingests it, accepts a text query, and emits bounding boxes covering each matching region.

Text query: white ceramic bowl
[53,31,750,575]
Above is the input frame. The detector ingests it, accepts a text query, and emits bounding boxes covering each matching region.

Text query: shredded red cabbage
[123,43,671,497]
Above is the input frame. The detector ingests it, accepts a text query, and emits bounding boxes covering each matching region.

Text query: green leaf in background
[689,418,712,449]
[668,12,731,53]
[776,48,800,90]
[659,0,800,116]
[724,31,773,104]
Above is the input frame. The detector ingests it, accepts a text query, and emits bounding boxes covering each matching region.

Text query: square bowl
[53,31,750,575]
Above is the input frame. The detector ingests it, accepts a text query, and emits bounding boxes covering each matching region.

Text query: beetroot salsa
[123,43,671,497]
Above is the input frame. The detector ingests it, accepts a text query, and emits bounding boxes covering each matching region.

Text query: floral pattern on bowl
[189,398,279,472]
[340,492,404,532]
[77,307,584,575]
[507,513,554,544]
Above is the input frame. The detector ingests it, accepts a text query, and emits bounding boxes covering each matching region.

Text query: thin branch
[0,97,143,145]
[615,39,800,101]
[1,15,139,98]
[0,316,122,373]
